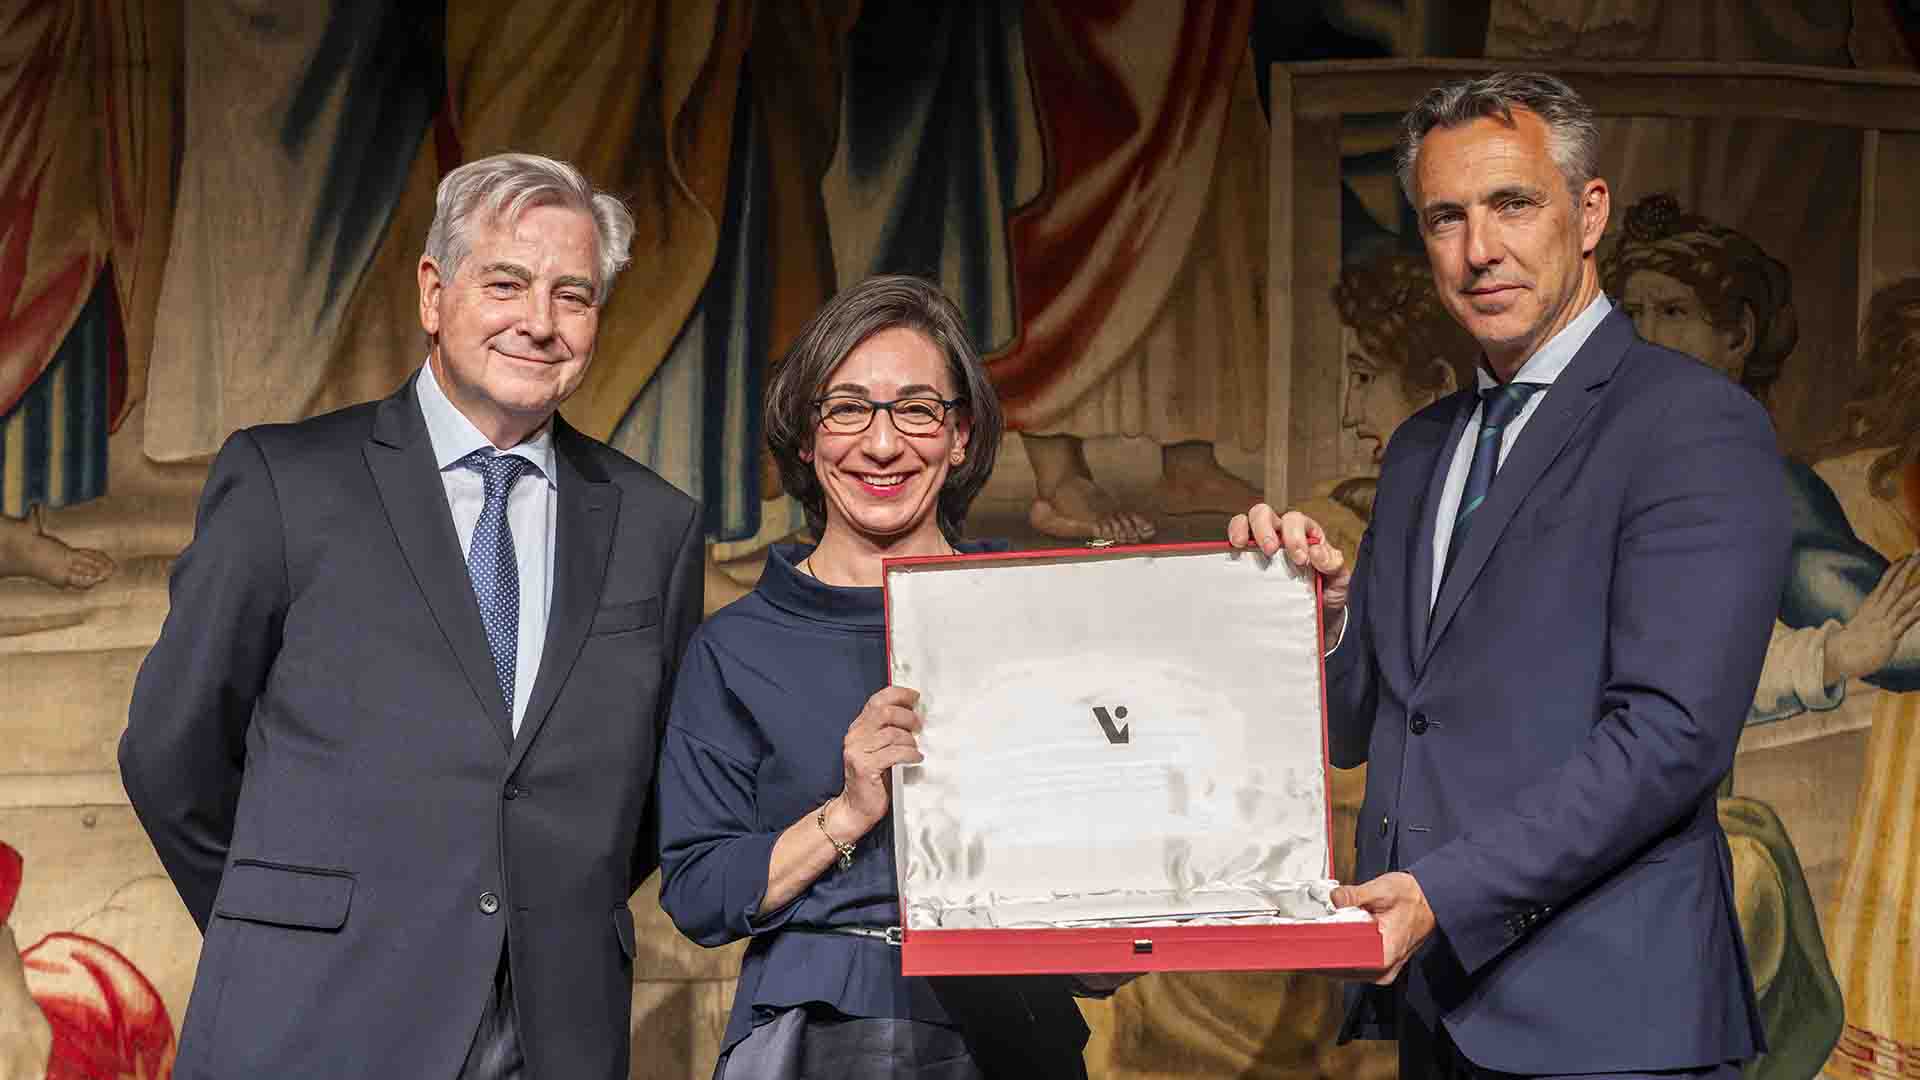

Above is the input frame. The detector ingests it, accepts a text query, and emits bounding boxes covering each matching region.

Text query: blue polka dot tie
[1443,381,1545,583]
[462,450,538,713]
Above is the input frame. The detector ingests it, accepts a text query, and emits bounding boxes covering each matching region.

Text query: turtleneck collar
[755,540,1007,630]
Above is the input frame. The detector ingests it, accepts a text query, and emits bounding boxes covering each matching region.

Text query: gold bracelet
[816,801,856,870]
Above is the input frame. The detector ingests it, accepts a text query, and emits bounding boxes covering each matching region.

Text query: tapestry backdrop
[3,2,1918,1078]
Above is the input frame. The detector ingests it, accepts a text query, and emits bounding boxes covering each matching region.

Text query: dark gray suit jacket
[121,380,702,1078]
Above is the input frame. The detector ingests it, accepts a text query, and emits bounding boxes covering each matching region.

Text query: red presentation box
[881,542,1382,976]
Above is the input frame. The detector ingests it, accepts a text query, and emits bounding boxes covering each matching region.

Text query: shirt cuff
[1323,608,1350,657]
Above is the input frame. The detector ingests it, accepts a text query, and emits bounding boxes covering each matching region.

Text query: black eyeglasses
[813,395,965,436]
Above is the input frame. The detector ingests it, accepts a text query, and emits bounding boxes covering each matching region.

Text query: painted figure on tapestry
[1603,194,1920,728]
[828,0,1267,545]
[1604,194,1797,410]
[1287,251,1484,562]
[1773,277,1920,1075]
[0,1,177,591]
[1334,252,1479,467]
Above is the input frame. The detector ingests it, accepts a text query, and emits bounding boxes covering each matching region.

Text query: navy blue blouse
[658,541,1091,1061]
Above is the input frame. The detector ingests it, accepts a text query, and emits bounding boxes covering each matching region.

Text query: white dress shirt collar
[415,361,557,487]
[1474,291,1613,393]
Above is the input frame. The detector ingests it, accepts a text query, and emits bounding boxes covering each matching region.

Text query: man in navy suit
[1232,73,1788,1077]
[121,153,703,1078]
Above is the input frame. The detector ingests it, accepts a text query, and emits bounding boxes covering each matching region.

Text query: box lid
[883,542,1336,932]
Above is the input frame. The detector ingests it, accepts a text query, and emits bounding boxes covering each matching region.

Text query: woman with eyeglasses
[654,275,1101,1079]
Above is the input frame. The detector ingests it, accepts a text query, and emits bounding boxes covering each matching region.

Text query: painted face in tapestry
[418,202,601,447]
[1414,108,1609,374]
[1619,269,1755,384]
[1341,328,1455,464]
[805,327,971,549]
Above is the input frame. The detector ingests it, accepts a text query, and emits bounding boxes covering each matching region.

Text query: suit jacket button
[479,892,500,915]
[1379,815,1391,837]
[1408,713,1430,735]
[504,784,522,800]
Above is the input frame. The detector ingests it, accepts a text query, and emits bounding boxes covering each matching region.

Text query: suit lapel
[507,420,618,775]
[1409,394,1476,674]
[1423,311,1635,657]
[364,384,514,750]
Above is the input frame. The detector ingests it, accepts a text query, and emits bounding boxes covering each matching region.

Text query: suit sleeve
[1323,525,1378,769]
[1410,377,1791,975]
[120,431,289,931]
[630,502,705,894]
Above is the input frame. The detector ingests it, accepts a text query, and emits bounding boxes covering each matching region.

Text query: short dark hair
[1397,71,1599,204]
[764,275,1003,543]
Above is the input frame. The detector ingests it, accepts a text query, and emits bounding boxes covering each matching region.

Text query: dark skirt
[717,1006,984,1080]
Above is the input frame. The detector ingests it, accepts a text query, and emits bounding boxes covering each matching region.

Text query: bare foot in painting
[0,510,114,589]
[1154,442,1263,517]
[1022,433,1156,543]
[1028,475,1157,543]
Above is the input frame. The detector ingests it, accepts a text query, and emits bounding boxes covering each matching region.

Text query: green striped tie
[1444,382,1545,583]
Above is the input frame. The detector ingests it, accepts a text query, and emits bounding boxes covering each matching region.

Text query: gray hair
[764,275,1004,544]
[1396,71,1599,206]
[423,153,634,304]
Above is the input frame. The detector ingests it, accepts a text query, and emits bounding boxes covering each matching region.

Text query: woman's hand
[833,685,926,838]
[1825,553,1920,684]
[760,686,927,916]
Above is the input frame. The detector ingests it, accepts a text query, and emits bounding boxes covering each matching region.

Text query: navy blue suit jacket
[120,382,703,1079]
[1329,311,1787,1073]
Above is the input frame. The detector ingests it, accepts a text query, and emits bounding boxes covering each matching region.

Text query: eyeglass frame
[810,394,968,436]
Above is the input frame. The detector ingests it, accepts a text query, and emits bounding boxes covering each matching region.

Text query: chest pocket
[592,596,660,636]
[1516,501,1588,539]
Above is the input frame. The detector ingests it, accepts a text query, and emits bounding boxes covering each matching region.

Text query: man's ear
[1579,177,1611,257]
[418,256,444,337]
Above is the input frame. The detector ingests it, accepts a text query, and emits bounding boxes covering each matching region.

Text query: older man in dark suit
[121,152,702,1079]
[1233,73,1788,1078]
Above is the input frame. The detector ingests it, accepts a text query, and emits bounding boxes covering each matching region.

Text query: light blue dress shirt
[1428,293,1612,611]
[416,362,558,733]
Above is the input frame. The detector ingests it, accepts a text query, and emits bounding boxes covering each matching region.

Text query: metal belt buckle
[884,925,903,947]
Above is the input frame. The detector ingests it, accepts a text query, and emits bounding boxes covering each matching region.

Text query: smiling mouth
[850,471,918,497]
[493,346,559,365]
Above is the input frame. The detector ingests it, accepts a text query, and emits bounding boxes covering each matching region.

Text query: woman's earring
[950,450,965,465]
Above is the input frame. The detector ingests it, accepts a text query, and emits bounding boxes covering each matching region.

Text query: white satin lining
[888,549,1339,931]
